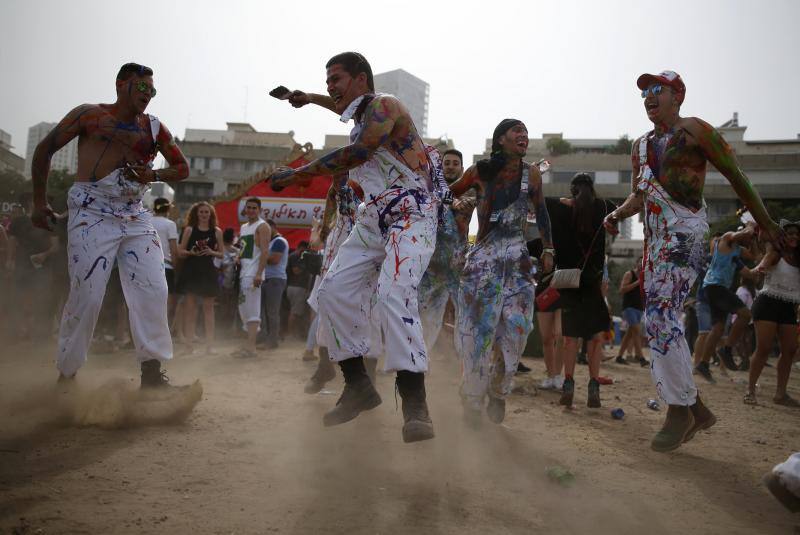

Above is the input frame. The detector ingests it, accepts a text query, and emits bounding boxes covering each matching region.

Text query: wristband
[542,248,555,257]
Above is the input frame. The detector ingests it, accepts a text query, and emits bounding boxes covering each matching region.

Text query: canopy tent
[213,148,332,249]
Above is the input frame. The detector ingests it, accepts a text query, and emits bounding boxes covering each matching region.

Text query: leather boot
[559,377,575,406]
[651,405,694,452]
[396,371,434,443]
[141,359,171,388]
[322,357,381,426]
[304,347,337,394]
[684,394,717,443]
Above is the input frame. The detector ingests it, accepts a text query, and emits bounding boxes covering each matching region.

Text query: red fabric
[214,156,332,249]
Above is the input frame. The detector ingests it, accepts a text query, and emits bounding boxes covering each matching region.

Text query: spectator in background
[177,201,224,354]
[549,173,614,408]
[6,193,59,340]
[286,240,311,338]
[617,256,648,367]
[258,219,288,350]
[151,198,179,323]
[218,227,240,334]
[733,271,757,371]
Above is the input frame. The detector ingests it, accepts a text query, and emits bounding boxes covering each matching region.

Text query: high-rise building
[374,69,429,136]
[25,122,79,177]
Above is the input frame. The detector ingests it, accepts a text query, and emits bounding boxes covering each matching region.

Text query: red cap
[637,70,686,101]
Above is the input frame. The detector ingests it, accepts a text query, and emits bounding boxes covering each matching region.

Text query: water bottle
[647,399,660,411]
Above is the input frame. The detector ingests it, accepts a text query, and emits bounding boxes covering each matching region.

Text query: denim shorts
[622,307,643,327]
[696,299,712,333]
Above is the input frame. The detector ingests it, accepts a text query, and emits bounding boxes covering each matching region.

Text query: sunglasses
[641,84,664,98]
[135,80,157,98]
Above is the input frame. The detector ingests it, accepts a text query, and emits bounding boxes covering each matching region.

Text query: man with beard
[269,52,445,442]
[418,148,477,351]
[30,62,193,388]
[448,119,553,425]
[604,70,781,452]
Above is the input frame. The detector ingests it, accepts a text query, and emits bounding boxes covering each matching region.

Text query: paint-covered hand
[268,167,295,192]
[253,274,263,288]
[288,90,310,108]
[603,211,620,235]
[125,164,156,184]
[31,203,55,231]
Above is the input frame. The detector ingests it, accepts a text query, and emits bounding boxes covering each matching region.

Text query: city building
[374,69,429,136]
[24,122,79,177]
[0,129,24,174]
[175,122,300,211]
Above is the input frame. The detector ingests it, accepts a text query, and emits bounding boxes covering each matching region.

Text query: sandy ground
[1,335,798,535]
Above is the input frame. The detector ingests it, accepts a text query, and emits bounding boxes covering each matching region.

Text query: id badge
[526,212,537,224]
[489,211,500,223]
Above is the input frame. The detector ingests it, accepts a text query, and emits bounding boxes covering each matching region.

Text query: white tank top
[761,257,800,303]
[340,94,433,203]
[238,219,266,278]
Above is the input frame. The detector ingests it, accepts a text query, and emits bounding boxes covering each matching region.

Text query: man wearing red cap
[604,70,781,452]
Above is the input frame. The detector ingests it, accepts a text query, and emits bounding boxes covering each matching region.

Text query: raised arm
[287,90,337,113]
[689,118,778,238]
[270,95,400,186]
[31,104,93,228]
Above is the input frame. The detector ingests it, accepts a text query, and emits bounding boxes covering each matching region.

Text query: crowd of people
[8,54,800,512]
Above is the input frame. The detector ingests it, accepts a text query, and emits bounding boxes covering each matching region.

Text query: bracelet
[541,248,555,257]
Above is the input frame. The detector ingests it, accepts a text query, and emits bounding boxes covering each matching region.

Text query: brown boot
[684,395,717,443]
[651,405,695,452]
[304,347,336,394]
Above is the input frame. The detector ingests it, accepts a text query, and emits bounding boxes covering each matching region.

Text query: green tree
[546,137,572,156]
[0,169,28,203]
[610,135,633,155]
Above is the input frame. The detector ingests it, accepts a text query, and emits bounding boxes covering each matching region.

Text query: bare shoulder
[680,117,714,138]
[524,161,542,181]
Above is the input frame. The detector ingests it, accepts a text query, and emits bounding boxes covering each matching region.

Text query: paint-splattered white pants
[772,453,800,497]
[57,170,172,378]
[317,188,436,372]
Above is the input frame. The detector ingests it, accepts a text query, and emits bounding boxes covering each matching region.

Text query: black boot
[141,359,171,388]
[304,346,336,394]
[365,357,378,385]
[587,378,601,408]
[396,371,434,443]
[322,357,381,427]
[559,377,575,406]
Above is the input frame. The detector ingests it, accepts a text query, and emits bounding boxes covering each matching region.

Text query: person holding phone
[268,52,442,443]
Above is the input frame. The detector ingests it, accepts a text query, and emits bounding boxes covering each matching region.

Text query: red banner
[214,156,332,249]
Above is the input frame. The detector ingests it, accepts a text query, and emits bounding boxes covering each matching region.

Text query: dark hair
[266,218,277,227]
[245,197,261,208]
[298,240,309,249]
[570,173,598,237]
[443,149,463,165]
[117,63,153,81]
[223,228,235,244]
[477,119,524,182]
[326,52,374,91]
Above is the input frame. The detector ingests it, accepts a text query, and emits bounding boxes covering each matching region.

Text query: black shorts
[560,287,610,339]
[165,268,176,294]
[704,284,745,326]
[752,294,798,325]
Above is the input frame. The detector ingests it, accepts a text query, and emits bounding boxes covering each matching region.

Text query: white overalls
[317,95,438,373]
[57,116,171,377]
[456,167,536,408]
[637,134,708,406]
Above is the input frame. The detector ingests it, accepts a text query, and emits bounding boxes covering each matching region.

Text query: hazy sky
[2,0,799,163]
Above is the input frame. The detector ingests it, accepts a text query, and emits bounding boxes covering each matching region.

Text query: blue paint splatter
[126,250,139,263]
[84,256,108,280]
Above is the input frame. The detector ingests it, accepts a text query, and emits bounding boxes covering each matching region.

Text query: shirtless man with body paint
[604,70,781,452]
[31,62,191,387]
[268,52,444,443]
[447,119,553,425]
